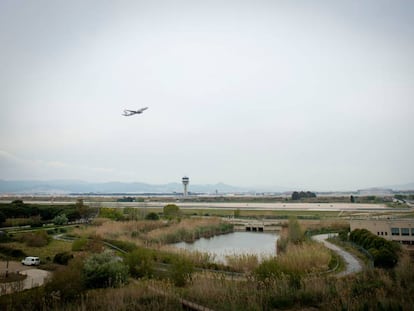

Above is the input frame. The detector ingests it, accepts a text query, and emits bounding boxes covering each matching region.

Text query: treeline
[291,191,316,200]
[0,200,95,226]
[349,229,401,268]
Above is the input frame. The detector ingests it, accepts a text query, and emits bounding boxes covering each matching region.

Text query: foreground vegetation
[0,200,413,310]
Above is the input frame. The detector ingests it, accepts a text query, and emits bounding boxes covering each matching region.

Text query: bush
[53,252,74,265]
[0,211,6,226]
[126,248,154,278]
[0,245,26,258]
[0,231,10,242]
[163,204,181,219]
[82,251,129,289]
[53,214,68,225]
[99,208,124,221]
[45,257,84,302]
[169,257,194,287]
[350,229,400,268]
[72,238,88,251]
[24,230,50,247]
[288,217,304,244]
[145,212,160,220]
[254,258,282,281]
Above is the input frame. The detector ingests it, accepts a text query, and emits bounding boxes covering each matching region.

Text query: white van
[21,256,40,266]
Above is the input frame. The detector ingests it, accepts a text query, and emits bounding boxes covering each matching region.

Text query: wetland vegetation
[0,200,413,310]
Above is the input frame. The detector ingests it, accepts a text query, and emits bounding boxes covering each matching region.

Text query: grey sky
[1,0,413,191]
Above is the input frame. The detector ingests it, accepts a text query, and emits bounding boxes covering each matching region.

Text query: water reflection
[173,231,278,263]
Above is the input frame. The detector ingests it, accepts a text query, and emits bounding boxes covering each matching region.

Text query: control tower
[182,176,189,197]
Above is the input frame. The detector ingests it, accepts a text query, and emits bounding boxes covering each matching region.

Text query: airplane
[122,107,148,116]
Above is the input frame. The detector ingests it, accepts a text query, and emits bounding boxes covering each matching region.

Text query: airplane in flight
[122,107,148,116]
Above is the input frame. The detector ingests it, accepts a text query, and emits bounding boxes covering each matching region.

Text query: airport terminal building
[350,218,414,245]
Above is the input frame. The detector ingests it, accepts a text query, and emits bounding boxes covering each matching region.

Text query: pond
[173,231,278,263]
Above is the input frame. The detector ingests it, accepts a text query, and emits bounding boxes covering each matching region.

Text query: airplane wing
[137,107,148,113]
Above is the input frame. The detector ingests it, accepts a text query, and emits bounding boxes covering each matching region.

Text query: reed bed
[143,218,233,245]
[224,253,260,273]
[71,217,233,250]
[71,219,169,245]
[181,262,414,311]
[277,242,331,274]
[41,281,182,311]
[160,246,217,268]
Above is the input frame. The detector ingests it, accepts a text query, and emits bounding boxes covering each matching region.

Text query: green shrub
[99,208,124,221]
[254,258,282,281]
[82,251,129,289]
[288,217,304,244]
[163,204,181,219]
[145,212,160,220]
[350,229,400,268]
[72,238,88,251]
[169,257,194,287]
[53,214,68,225]
[126,248,154,278]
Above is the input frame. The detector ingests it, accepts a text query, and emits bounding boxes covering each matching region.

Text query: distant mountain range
[0,179,253,194]
[0,179,412,195]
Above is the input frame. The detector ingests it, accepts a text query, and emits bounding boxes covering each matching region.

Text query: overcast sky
[1,0,413,191]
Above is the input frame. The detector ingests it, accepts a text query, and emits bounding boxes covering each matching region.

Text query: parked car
[21,256,40,266]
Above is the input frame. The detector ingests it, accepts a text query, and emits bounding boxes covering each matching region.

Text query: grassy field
[5,239,72,263]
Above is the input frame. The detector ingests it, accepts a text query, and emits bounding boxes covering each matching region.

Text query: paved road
[312,234,362,277]
[0,261,51,295]
[2,200,390,212]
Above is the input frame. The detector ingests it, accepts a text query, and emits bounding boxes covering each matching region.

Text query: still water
[173,231,278,263]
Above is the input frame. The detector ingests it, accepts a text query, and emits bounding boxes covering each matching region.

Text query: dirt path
[312,234,363,276]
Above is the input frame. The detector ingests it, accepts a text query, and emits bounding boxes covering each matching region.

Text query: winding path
[312,233,363,277]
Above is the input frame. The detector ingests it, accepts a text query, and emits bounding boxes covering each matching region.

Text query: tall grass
[71,219,169,246]
[72,218,232,247]
[180,262,414,311]
[143,218,233,245]
[277,242,331,274]
[225,253,260,273]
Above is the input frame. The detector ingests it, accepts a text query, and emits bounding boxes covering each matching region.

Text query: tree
[291,191,316,200]
[163,204,181,218]
[291,191,300,200]
[82,251,129,289]
[53,214,68,225]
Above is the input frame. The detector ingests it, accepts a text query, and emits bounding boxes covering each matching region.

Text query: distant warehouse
[350,218,414,245]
